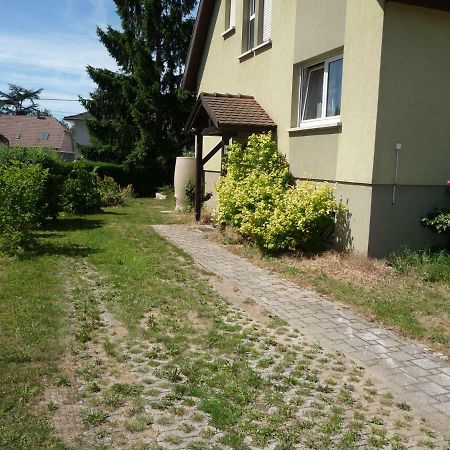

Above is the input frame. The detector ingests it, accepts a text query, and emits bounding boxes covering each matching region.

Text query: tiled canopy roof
[0,115,71,151]
[186,92,276,132]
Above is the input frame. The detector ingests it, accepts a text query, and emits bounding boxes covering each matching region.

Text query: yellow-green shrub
[217,132,294,229]
[263,182,338,250]
[216,132,340,251]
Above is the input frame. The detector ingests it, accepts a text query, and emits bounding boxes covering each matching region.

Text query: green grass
[0,253,66,448]
[0,197,184,449]
[0,197,444,448]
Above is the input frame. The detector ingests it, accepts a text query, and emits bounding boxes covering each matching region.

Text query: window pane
[249,0,255,16]
[248,18,254,50]
[326,58,343,117]
[303,67,324,121]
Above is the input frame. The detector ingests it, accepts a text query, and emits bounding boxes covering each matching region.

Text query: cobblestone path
[153,224,450,435]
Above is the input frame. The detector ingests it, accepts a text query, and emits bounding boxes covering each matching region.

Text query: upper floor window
[299,55,343,128]
[261,0,272,43]
[243,0,272,52]
[225,0,236,32]
[247,0,256,50]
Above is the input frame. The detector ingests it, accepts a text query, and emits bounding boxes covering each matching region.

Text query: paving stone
[420,382,449,396]
[377,337,401,348]
[387,372,419,386]
[386,350,415,363]
[413,358,443,370]
[402,364,430,378]
[356,331,379,341]
[366,344,389,354]
[429,373,450,387]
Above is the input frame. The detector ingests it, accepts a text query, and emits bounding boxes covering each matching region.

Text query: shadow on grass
[101,210,126,216]
[44,217,104,233]
[20,242,99,259]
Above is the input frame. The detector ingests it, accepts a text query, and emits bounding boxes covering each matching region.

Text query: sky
[0,0,121,119]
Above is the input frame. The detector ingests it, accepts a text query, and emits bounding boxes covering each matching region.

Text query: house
[183,0,450,257]
[0,115,75,160]
[63,112,92,155]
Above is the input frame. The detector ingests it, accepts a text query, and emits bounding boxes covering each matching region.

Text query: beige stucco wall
[294,0,346,64]
[369,186,449,257]
[197,0,297,157]
[365,2,450,256]
[336,0,385,184]
[374,2,450,186]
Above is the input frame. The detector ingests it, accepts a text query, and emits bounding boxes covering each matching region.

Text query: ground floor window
[299,55,343,128]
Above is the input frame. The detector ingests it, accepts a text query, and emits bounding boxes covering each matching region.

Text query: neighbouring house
[63,112,92,155]
[0,115,75,161]
[183,0,450,257]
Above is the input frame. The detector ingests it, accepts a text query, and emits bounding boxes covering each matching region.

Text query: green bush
[216,132,340,251]
[0,147,69,219]
[77,159,170,197]
[185,180,212,212]
[421,208,450,235]
[98,176,134,207]
[62,165,102,214]
[0,162,48,253]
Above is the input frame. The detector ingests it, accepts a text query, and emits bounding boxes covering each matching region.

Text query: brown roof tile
[186,92,276,132]
[0,115,73,151]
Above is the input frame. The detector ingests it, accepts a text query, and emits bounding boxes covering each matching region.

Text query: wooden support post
[195,133,203,222]
[221,135,230,175]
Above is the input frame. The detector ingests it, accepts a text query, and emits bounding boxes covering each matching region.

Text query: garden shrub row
[0,148,133,253]
[216,133,341,252]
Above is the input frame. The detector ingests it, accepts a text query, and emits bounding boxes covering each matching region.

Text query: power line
[40,98,81,102]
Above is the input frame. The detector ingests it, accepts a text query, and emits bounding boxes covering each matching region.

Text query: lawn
[213,229,450,355]
[0,198,447,449]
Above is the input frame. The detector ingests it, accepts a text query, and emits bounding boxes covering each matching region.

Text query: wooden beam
[221,135,230,175]
[195,134,203,221]
[202,141,223,166]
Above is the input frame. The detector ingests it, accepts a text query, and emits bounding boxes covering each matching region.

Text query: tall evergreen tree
[81,0,197,171]
[0,84,43,116]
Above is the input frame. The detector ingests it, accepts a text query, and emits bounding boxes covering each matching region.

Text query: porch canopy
[185,92,276,220]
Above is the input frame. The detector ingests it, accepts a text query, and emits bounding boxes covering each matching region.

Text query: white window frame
[298,54,343,129]
[247,0,256,51]
[222,0,236,36]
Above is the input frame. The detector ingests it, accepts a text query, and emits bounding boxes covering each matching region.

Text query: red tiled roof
[0,115,72,151]
[186,92,276,132]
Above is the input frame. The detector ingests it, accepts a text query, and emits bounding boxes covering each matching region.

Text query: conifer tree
[81,0,197,170]
[0,84,43,116]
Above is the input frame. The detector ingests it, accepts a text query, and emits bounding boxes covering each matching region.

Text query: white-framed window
[247,0,256,51]
[298,55,343,128]
[261,0,272,43]
[225,0,236,31]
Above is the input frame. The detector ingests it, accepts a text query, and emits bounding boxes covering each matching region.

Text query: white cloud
[0,32,117,75]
